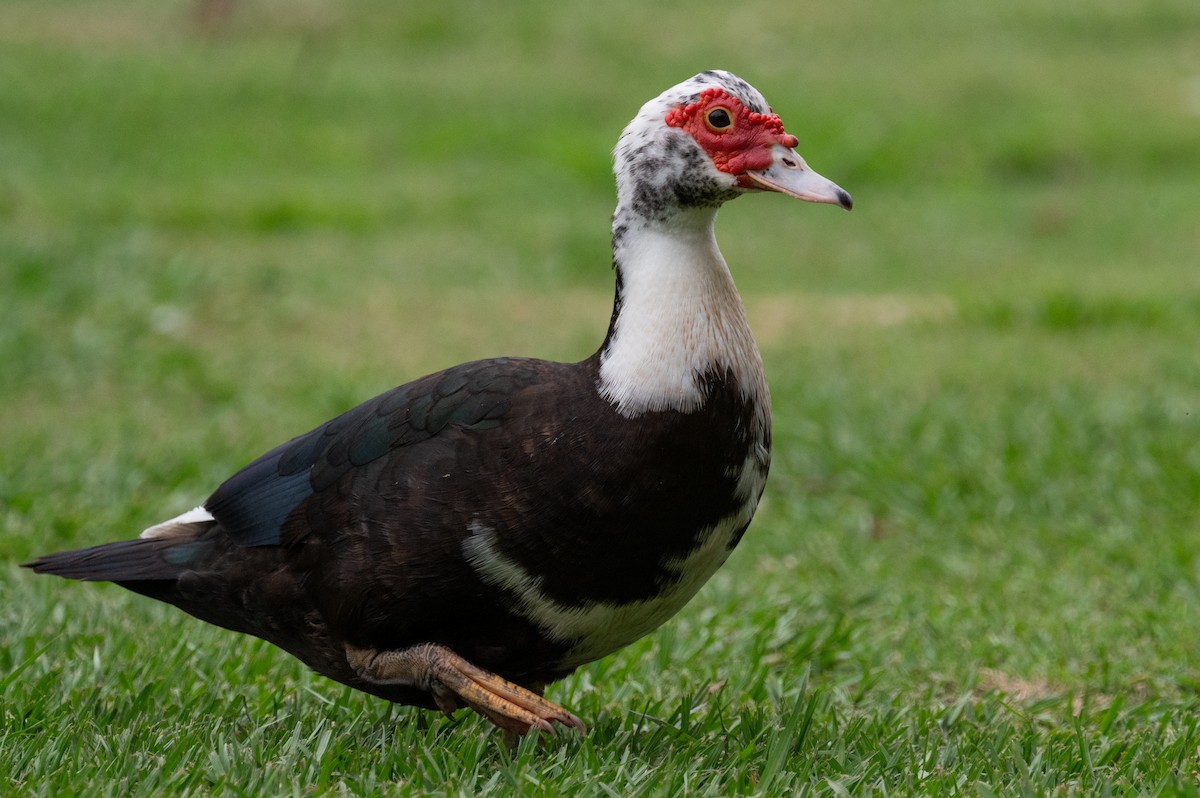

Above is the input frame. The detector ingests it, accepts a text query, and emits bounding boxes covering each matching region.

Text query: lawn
[2,0,1199,794]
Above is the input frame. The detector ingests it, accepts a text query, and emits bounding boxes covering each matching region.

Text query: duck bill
[741,144,853,210]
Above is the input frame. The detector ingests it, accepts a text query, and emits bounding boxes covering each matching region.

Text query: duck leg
[345,642,586,738]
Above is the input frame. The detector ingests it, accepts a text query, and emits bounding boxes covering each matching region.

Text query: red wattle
[664,88,795,175]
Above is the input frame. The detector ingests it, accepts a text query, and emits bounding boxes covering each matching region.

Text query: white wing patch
[462,513,748,671]
[140,505,215,539]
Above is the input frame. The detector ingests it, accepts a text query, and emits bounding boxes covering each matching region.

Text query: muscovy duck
[26,70,851,738]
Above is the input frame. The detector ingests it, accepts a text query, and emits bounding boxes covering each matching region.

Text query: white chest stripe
[462,501,758,670]
[729,445,770,519]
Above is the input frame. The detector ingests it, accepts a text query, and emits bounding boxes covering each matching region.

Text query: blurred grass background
[2,0,1199,794]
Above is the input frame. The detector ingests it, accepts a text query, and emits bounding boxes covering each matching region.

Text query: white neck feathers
[597,210,768,419]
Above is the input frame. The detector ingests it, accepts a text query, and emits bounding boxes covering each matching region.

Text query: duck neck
[596,206,769,422]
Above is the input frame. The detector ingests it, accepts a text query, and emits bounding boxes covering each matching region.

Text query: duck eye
[705,107,733,131]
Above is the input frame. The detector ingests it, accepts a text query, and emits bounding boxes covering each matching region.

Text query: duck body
[122,352,763,708]
[27,70,850,736]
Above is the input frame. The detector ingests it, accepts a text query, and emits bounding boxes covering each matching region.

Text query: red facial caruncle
[664,87,800,181]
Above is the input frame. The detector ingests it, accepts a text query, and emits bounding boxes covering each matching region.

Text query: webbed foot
[346,642,585,738]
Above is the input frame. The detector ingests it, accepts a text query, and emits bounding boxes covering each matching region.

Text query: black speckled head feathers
[612,70,851,227]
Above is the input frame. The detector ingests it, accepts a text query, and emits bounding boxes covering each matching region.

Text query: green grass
[2,0,1199,794]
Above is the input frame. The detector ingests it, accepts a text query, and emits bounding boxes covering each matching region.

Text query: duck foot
[346,642,586,738]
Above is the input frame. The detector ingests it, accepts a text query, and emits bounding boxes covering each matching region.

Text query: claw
[346,642,586,738]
